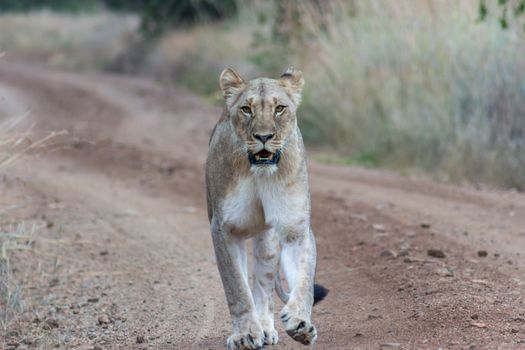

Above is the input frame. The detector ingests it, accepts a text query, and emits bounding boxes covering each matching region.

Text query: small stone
[380,250,396,258]
[427,249,446,258]
[88,297,99,303]
[373,224,386,232]
[477,250,488,257]
[93,346,103,350]
[398,249,410,257]
[470,322,487,328]
[471,279,490,286]
[367,314,382,320]
[49,278,60,288]
[350,214,368,222]
[420,223,431,229]
[435,267,453,277]
[44,318,59,329]
[99,251,109,256]
[354,332,363,337]
[471,314,479,320]
[98,314,110,325]
[512,329,519,334]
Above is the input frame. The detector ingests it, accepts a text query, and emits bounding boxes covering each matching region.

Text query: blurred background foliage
[0,0,524,190]
[0,0,238,37]
[478,0,525,28]
[0,0,101,12]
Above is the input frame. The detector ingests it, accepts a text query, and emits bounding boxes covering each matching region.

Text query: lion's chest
[222,177,307,237]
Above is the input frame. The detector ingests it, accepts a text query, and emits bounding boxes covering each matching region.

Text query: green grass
[313,152,381,168]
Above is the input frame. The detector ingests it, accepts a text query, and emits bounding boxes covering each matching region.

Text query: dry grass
[0,216,65,345]
[1,3,523,189]
[137,0,525,189]
[0,114,66,336]
[0,114,68,169]
[0,11,139,69]
[294,0,525,189]
[0,223,36,333]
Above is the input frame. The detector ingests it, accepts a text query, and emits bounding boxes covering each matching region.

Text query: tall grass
[0,114,67,169]
[0,11,138,69]
[145,0,525,189]
[1,3,523,189]
[294,1,525,188]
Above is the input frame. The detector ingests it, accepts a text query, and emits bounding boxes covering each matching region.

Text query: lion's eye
[240,106,252,115]
[275,105,286,115]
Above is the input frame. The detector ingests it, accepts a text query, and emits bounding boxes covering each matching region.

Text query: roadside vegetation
[0,11,137,70]
[0,116,67,345]
[0,0,524,189]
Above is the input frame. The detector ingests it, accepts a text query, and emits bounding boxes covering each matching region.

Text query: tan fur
[206,68,319,349]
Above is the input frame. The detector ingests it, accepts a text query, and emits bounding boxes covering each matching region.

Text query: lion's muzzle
[248,149,281,165]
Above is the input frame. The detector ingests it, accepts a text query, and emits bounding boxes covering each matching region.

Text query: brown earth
[1,58,525,350]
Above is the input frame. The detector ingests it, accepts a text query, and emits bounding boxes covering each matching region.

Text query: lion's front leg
[280,227,318,345]
[252,229,280,345]
[211,219,264,350]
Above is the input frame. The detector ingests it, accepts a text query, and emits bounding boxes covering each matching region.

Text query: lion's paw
[262,327,278,345]
[280,312,317,345]
[227,329,265,350]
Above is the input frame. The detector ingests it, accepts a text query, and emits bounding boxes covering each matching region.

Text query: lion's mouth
[248,149,281,165]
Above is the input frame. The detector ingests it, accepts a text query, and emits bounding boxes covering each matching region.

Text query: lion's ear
[219,68,246,106]
[279,67,304,106]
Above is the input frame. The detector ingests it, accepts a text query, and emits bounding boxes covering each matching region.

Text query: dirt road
[1,59,525,349]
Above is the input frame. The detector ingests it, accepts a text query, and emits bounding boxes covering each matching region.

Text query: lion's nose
[253,133,274,144]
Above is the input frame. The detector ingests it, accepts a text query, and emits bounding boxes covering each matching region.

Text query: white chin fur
[250,164,278,176]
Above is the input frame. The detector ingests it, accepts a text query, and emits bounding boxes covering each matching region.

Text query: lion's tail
[275,271,328,305]
[275,270,290,304]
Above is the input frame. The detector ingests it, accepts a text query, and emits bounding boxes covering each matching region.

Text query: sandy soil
[1,58,524,350]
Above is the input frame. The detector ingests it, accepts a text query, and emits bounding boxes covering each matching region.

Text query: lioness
[206,68,326,349]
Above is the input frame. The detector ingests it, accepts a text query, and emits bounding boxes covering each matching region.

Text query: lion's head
[219,67,304,169]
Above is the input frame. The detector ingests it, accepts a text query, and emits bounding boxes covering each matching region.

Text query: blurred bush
[0,11,138,70]
[0,0,100,12]
[0,0,238,37]
[104,0,238,37]
[478,0,525,29]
